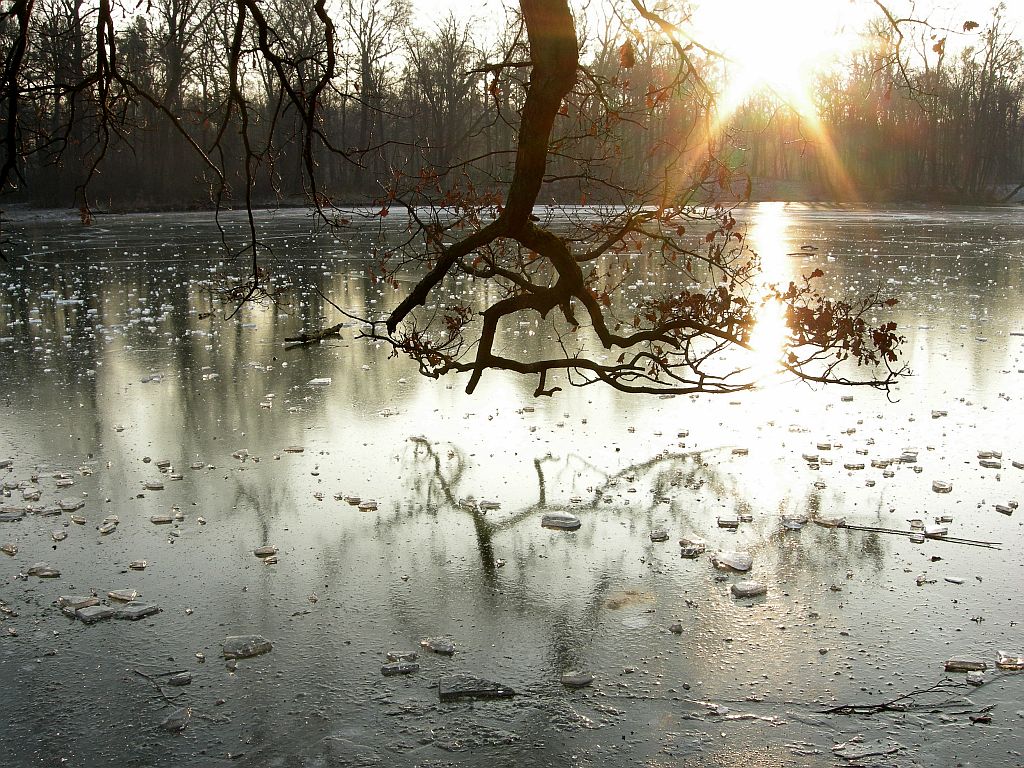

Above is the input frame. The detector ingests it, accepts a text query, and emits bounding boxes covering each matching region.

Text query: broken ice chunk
[438,673,514,701]
[560,672,594,688]
[58,595,99,610]
[381,661,419,676]
[420,637,455,655]
[730,580,767,598]
[944,659,987,672]
[76,605,114,624]
[711,551,753,572]
[541,511,581,530]
[996,651,1024,670]
[115,603,161,621]
[222,635,273,659]
[649,527,669,542]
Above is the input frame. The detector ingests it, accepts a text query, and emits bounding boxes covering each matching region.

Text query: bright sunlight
[690,0,869,114]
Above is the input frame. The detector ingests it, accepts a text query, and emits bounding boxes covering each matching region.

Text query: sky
[410,0,1024,35]
[408,0,1024,104]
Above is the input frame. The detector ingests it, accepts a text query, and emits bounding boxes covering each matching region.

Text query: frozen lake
[0,203,1022,767]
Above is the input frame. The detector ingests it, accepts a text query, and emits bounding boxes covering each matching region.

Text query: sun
[690,0,867,114]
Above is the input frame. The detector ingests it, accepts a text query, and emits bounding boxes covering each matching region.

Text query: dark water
[0,204,1022,767]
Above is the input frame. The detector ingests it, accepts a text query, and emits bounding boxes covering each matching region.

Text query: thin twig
[824,679,967,715]
[839,522,1001,549]
[131,668,187,704]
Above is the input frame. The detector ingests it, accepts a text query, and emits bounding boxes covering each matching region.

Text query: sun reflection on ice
[748,295,788,378]
[746,202,794,380]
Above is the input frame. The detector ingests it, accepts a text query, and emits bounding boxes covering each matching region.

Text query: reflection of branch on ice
[403,435,734,577]
[404,434,735,533]
[284,322,343,347]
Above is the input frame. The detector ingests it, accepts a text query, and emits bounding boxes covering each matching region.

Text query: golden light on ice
[746,203,792,379]
[748,295,788,378]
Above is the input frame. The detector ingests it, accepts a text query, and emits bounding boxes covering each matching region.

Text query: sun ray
[799,113,861,202]
[654,3,871,218]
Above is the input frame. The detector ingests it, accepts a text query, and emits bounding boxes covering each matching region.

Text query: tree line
[2,0,1018,213]
[736,6,1024,202]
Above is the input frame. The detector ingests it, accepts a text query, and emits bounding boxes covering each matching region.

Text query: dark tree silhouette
[360,0,905,396]
[0,0,908,396]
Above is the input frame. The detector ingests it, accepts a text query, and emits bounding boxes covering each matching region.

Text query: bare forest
[2,0,1023,214]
